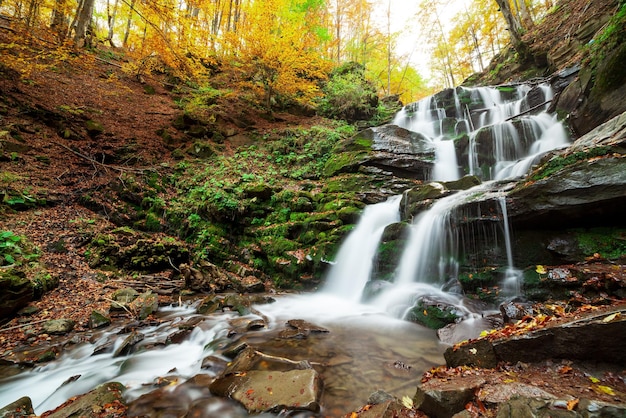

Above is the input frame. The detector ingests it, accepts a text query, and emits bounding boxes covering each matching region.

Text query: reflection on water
[0,295,444,416]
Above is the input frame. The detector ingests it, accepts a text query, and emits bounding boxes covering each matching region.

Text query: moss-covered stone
[85,120,104,136]
[322,151,369,177]
[406,300,460,329]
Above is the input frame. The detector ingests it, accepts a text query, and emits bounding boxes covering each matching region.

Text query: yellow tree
[232,0,332,111]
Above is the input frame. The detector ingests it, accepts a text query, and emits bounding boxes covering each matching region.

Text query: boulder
[113,330,144,357]
[42,319,75,335]
[88,310,111,329]
[0,396,34,417]
[413,375,487,418]
[42,382,126,418]
[129,291,158,320]
[0,271,33,319]
[445,310,626,368]
[209,369,322,414]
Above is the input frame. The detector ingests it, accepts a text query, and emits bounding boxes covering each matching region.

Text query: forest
[1,0,556,104]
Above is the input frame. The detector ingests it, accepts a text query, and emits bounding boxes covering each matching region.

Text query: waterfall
[325,82,570,309]
[322,195,401,301]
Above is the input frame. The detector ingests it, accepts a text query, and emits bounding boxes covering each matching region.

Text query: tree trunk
[50,0,69,38]
[106,0,119,47]
[122,0,135,47]
[73,0,95,46]
[494,0,523,45]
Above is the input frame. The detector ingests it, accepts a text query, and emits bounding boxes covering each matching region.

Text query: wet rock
[437,314,503,345]
[43,382,126,418]
[209,369,322,413]
[42,319,75,335]
[443,175,482,191]
[445,310,626,368]
[413,375,486,418]
[400,182,448,220]
[223,346,312,374]
[499,300,534,323]
[0,396,34,417]
[129,291,158,320]
[350,399,415,417]
[113,330,144,357]
[201,355,228,374]
[405,296,464,330]
[278,319,329,339]
[88,310,111,329]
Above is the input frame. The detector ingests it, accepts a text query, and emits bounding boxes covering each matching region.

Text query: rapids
[0,83,571,416]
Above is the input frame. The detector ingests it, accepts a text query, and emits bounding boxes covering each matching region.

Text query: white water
[0,83,572,416]
[322,195,401,301]
[325,83,570,312]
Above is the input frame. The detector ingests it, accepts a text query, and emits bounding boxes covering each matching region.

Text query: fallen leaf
[536,265,547,274]
[567,399,579,411]
[595,385,615,395]
[401,395,413,408]
[602,313,620,323]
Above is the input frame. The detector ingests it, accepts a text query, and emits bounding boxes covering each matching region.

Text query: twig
[0,318,50,332]
[94,56,123,69]
[505,99,553,121]
[54,141,150,174]
[168,256,180,272]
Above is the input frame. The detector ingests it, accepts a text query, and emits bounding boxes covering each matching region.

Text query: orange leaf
[567,399,579,411]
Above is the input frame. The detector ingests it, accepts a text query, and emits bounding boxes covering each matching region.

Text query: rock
[181,261,234,292]
[209,369,322,414]
[278,319,329,339]
[495,397,574,418]
[85,119,104,136]
[222,346,311,375]
[42,319,75,335]
[0,271,33,318]
[113,330,144,357]
[400,182,448,220]
[0,396,34,417]
[478,382,556,404]
[88,310,111,329]
[413,375,487,418]
[350,399,415,417]
[405,295,464,330]
[437,314,503,345]
[43,382,126,418]
[110,287,139,310]
[445,310,626,368]
[238,275,265,293]
[129,291,158,320]
[499,300,534,322]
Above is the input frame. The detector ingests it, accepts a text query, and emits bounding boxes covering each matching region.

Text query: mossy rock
[187,141,215,158]
[243,183,274,201]
[406,299,461,329]
[0,270,34,319]
[591,42,626,98]
[443,175,481,191]
[322,151,369,177]
[85,120,104,136]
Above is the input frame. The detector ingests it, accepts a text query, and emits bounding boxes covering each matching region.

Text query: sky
[373,0,468,78]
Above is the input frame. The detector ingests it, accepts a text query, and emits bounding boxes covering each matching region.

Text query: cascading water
[326,82,570,312]
[322,195,401,300]
[0,83,572,417]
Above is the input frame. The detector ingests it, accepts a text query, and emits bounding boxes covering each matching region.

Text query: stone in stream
[129,291,158,320]
[42,382,126,418]
[113,330,145,357]
[209,369,323,413]
[413,375,486,418]
[0,396,34,417]
[278,319,329,339]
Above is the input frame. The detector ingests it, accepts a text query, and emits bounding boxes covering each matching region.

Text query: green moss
[322,151,369,177]
[575,228,626,260]
[405,301,460,329]
[529,147,612,181]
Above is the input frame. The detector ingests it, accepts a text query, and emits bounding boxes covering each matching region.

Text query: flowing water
[0,83,571,416]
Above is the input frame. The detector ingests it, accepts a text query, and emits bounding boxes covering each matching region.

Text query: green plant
[0,231,40,266]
